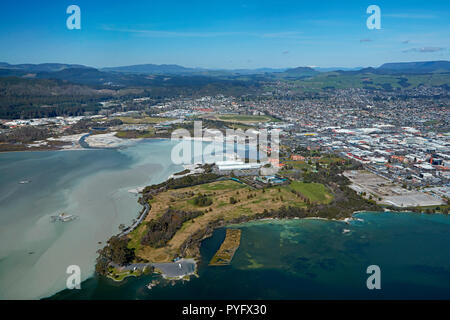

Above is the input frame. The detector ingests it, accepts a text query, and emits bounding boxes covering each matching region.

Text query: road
[152,259,196,278]
[121,203,150,236]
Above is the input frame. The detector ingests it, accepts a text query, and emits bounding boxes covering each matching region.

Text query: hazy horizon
[2,59,449,71]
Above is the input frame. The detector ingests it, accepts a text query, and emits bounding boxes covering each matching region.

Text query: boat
[50,212,78,223]
[342,229,351,234]
[19,180,31,184]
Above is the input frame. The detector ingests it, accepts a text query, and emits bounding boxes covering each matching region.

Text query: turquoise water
[51,212,450,300]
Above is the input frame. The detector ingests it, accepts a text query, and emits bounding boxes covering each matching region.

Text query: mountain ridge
[1,60,449,76]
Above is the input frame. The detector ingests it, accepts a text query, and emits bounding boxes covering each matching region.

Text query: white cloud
[403,47,445,53]
[102,26,304,39]
[384,13,437,19]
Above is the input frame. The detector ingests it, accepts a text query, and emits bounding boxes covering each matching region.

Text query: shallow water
[0,139,182,299]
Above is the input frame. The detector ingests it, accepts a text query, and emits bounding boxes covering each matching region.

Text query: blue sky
[0,0,449,68]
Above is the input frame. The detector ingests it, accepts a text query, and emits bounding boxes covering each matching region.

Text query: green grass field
[286,181,333,204]
[199,180,245,191]
[285,160,311,170]
[115,130,157,138]
[107,268,142,282]
[127,222,148,251]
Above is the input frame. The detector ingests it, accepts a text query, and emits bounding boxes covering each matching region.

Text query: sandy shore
[46,133,88,150]
[84,132,139,148]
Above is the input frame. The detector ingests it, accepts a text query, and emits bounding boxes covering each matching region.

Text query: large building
[213,160,262,176]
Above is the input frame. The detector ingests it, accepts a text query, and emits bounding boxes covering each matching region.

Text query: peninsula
[95,154,387,280]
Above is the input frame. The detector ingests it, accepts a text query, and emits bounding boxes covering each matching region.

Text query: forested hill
[0,75,259,119]
[0,77,114,119]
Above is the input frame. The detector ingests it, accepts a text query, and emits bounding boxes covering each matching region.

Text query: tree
[95,236,135,275]
[193,193,213,207]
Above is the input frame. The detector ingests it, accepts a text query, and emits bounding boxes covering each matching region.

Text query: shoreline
[101,208,446,287]
[0,133,262,154]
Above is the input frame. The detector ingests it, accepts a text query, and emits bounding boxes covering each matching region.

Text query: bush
[193,193,213,207]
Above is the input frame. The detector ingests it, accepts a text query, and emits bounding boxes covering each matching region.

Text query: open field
[199,179,245,191]
[128,179,331,262]
[115,129,157,139]
[284,160,310,170]
[286,181,333,204]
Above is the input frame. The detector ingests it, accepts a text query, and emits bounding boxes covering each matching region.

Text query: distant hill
[314,67,364,72]
[277,66,319,78]
[101,64,203,75]
[285,66,318,74]
[102,64,290,76]
[229,68,287,75]
[0,62,94,73]
[377,61,450,74]
[0,60,448,90]
[2,60,449,77]
[37,68,119,85]
[332,61,450,75]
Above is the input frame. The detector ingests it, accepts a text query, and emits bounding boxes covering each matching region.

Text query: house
[291,155,305,161]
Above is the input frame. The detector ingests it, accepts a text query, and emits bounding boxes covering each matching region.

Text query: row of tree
[140,207,204,248]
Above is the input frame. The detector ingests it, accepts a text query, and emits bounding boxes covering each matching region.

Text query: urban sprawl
[1,86,448,209]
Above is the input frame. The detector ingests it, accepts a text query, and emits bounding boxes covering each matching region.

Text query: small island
[209,229,242,266]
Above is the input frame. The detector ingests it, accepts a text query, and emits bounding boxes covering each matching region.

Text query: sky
[0,0,449,69]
